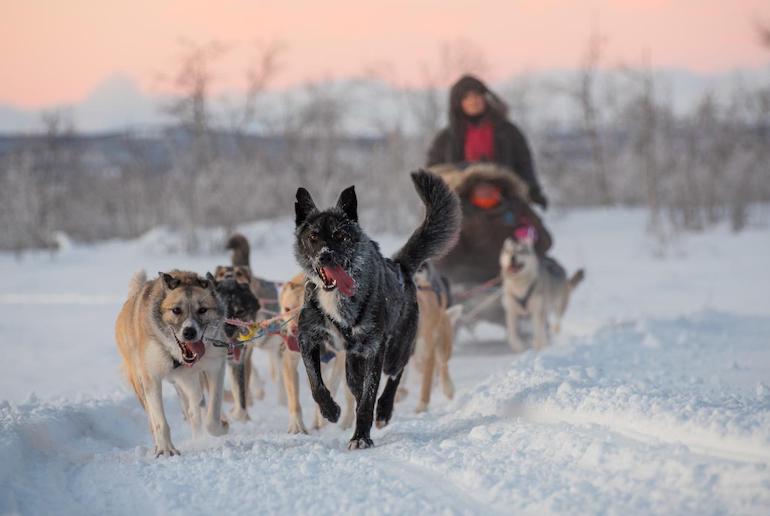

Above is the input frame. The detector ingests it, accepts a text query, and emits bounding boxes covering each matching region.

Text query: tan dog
[279,273,353,433]
[499,237,584,351]
[398,262,462,412]
[115,270,229,457]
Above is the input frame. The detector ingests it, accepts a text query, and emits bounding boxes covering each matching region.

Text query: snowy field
[1,207,769,515]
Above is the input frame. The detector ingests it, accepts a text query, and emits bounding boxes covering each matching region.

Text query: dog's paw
[395,387,408,403]
[228,408,250,423]
[414,401,428,414]
[206,418,229,437]
[375,402,394,428]
[154,444,180,458]
[508,339,526,353]
[287,416,308,435]
[442,379,455,400]
[313,410,327,431]
[319,399,341,423]
[347,437,374,450]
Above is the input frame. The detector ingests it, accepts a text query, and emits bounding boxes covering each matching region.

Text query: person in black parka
[427,74,548,209]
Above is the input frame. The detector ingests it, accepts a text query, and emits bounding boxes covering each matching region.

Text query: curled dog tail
[226,233,251,267]
[568,269,585,291]
[127,270,147,298]
[394,170,461,274]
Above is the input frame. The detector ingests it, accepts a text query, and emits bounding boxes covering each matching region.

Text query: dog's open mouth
[508,259,524,274]
[174,334,206,365]
[317,266,356,297]
[227,341,243,363]
[283,333,300,353]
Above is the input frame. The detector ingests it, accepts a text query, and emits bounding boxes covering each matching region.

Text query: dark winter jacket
[426,120,539,194]
[426,74,545,206]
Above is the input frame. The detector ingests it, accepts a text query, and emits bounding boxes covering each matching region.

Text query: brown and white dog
[397,261,462,412]
[279,272,353,433]
[115,270,229,457]
[499,236,584,351]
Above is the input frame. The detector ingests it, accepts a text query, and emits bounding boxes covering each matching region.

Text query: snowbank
[0,208,768,514]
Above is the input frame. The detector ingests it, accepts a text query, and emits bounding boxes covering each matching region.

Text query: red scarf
[464,120,495,162]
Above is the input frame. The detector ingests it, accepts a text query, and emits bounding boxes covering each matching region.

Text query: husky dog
[212,267,260,422]
[115,270,229,457]
[224,234,285,403]
[278,273,354,433]
[397,261,462,413]
[294,170,461,449]
[499,236,584,351]
[227,234,281,318]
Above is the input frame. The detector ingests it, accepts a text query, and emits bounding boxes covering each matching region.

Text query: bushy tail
[227,233,251,267]
[393,170,461,274]
[569,269,585,291]
[128,270,147,297]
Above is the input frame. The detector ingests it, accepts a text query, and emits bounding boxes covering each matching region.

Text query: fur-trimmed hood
[427,162,531,204]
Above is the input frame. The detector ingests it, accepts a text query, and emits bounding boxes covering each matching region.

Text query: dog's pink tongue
[284,334,300,353]
[322,266,356,297]
[187,340,206,359]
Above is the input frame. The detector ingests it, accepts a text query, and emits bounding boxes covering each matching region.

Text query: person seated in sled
[426,74,548,210]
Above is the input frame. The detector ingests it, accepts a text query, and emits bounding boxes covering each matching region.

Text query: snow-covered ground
[1,208,769,515]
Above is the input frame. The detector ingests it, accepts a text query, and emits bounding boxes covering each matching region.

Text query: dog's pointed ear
[159,272,181,290]
[295,188,318,227]
[336,185,357,222]
[204,272,217,289]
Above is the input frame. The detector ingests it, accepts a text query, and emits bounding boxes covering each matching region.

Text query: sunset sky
[1,0,769,109]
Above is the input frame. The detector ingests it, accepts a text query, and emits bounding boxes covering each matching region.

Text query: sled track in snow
[506,403,770,465]
[371,456,503,515]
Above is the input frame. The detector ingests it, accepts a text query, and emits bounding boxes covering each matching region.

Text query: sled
[428,162,552,325]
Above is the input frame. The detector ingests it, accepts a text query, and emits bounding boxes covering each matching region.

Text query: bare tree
[409,39,490,157]
[622,62,664,242]
[757,20,770,48]
[573,27,613,205]
[157,40,226,250]
[228,41,284,138]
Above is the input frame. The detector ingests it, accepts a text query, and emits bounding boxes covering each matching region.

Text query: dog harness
[513,280,537,311]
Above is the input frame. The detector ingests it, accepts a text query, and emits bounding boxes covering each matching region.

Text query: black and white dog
[294,170,461,449]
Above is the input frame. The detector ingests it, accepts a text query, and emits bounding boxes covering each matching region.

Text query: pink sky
[1,0,768,108]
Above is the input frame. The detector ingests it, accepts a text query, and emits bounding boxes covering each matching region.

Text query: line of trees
[1,34,768,253]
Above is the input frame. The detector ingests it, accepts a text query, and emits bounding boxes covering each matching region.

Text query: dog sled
[428,162,552,326]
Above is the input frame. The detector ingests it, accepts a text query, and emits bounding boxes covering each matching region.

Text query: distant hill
[0,67,767,135]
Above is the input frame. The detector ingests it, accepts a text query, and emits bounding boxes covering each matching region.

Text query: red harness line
[452,276,503,303]
[226,306,302,338]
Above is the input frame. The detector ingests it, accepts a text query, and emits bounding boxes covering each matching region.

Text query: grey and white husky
[293,170,461,449]
[499,236,584,352]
